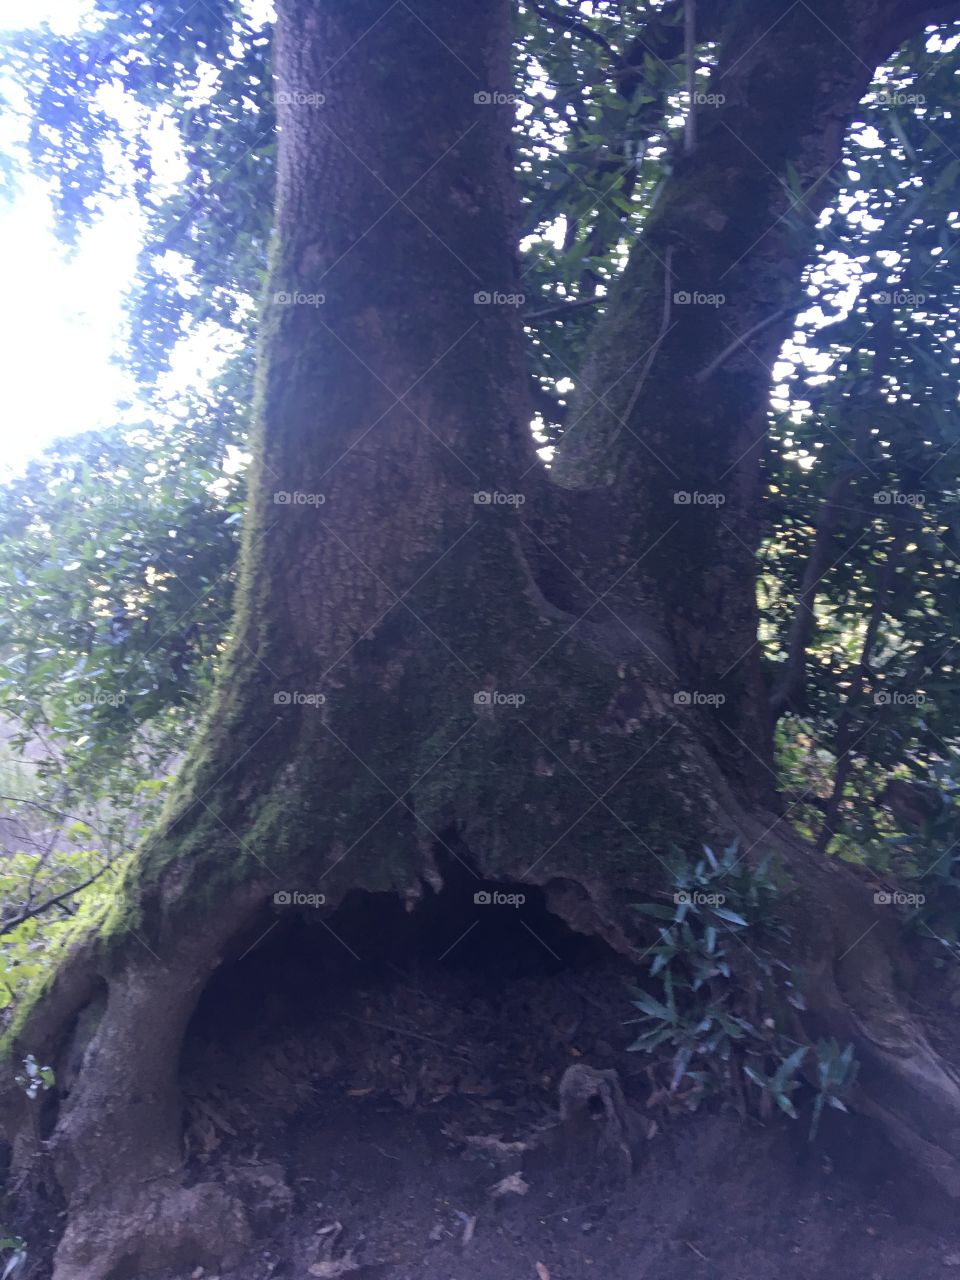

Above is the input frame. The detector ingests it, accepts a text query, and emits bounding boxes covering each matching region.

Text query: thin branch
[684,0,697,154]
[530,1,618,60]
[0,866,112,934]
[24,827,63,912]
[816,520,909,852]
[0,794,132,852]
[770,305,895,717]
[693,305,792,382]
[526,295,606,322]
[769,464,862,718]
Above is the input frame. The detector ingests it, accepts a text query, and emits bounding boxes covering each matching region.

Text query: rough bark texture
[4,1,960,1276]
[553,0,958,796]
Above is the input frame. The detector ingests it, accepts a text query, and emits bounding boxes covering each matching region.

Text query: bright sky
[0,0,278,477]
[0,0,140,475]
[0,185,142,473]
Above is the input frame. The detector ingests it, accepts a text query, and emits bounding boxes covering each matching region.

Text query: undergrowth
[627,843,858,1138]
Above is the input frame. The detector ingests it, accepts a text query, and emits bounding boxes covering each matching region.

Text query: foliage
[14,1053,54,1100]
[0,418,240,788]
[627,845,858,1134]
[810,1039,859,1140]
[0,834,135,1012]
[764,39,960,853]
[0,1234,27,1280]
[0,416,240,1014]
[872,759,960,953]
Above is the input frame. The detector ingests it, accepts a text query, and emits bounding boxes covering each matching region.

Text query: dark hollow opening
[177,854,636,1147]
[187,858,618,1047]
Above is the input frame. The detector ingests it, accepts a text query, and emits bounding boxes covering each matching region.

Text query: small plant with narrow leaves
[810,1038,859,1139]
[744,1038,858,1138]
[626,843,856,1137]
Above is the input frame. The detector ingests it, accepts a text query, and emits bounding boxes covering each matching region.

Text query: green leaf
[630,991,675,1023]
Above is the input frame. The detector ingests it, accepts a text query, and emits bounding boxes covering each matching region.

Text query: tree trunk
[553,0,960,795]
[5,2,960,1276]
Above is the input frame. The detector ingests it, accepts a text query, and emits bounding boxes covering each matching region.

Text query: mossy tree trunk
[553,0,960,795]
[5,1,960,1276]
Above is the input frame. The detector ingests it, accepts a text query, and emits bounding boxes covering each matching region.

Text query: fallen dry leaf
[308,1257,360,1278]
[536,1263,551,1280]
[462,1134,529,1158]
[488,1172,529,1199]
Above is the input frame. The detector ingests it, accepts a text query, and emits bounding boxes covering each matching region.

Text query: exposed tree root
[762,820,960,1199]
[52,1180,250,1280]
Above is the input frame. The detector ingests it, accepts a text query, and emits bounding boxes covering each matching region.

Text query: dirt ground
[16,886,960,1279]
[197,1097,960,1280]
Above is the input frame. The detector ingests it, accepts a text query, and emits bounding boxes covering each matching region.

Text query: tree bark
[4,2,960,1275]
[552,0,956,797]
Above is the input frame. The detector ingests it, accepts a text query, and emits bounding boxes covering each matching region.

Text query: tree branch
[684,0,697,154]
[693,305,792,383]
[530,1,618,60]
[0,866,112,934]
[526,295,606,322]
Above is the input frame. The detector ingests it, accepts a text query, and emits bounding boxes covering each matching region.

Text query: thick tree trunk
[4,2,960,1276]
[553,0,956,798]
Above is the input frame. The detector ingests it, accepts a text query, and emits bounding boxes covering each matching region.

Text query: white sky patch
[156,319,246,413]
[0,0,142,473]
[0,178,142,474]
[0,0,95,33]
